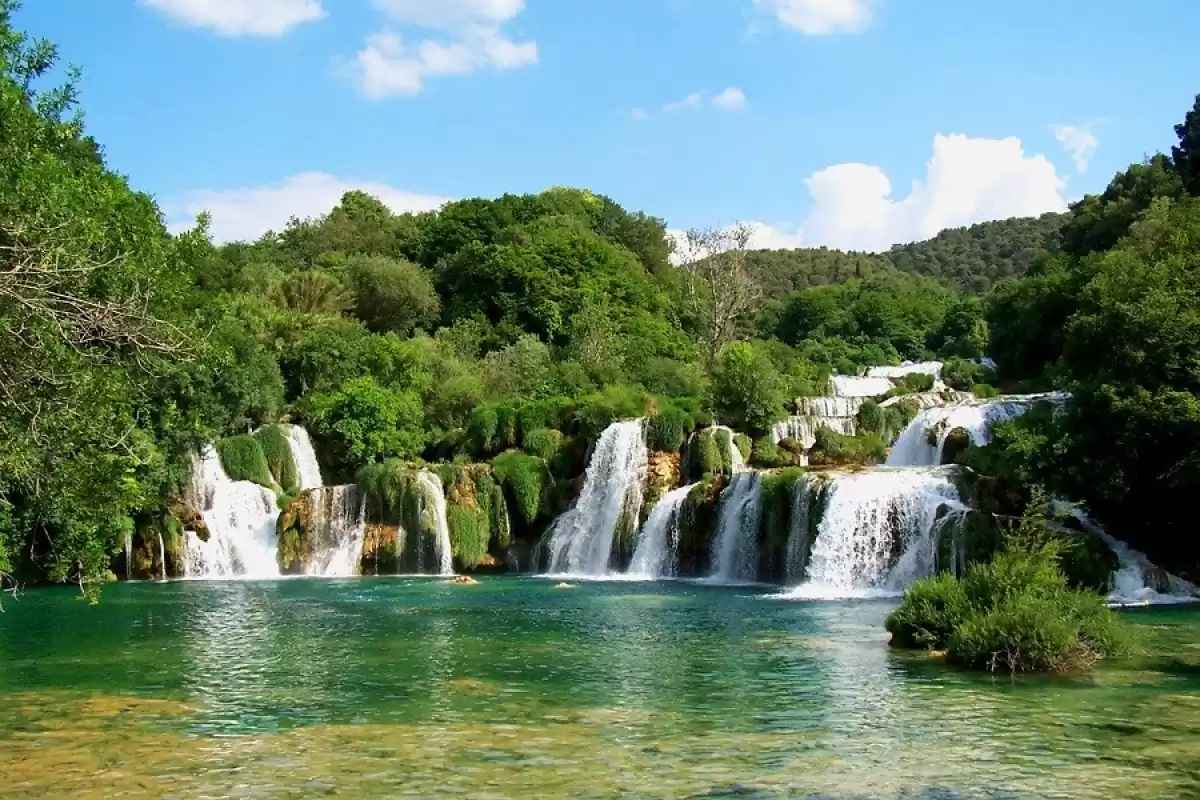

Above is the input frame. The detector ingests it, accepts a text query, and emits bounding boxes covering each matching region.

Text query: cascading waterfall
[304,485,368,577]
[783,476,816,585]
[866,361,944,381]
[1060,506,1199,606]
[286,425,324,490]
[628,484,695,579]
[124,530,133,581]
[707,472,764,584]
[183,446,282,579]
[158,532,166,581]
[886,393,1067,467]
[772,397,862,464]
[829,374,896,398]
[786,467,965,598]
[710,425,746,474]
[544,420,648,576]
[416,471,455,576]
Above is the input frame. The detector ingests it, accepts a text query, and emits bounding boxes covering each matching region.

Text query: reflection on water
[0,579,1198,798]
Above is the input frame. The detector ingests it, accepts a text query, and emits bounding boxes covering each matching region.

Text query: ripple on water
[0,580,1198,798]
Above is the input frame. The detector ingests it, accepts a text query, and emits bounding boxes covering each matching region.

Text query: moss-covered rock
[940,427,971,466]
[254,424,301,494]
[215,434,276,490]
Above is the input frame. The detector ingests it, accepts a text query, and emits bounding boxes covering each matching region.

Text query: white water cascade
[304,485,368,577]
[628,484,695,579]
[772,397,863,464]
[786,467,965,598]
[1061,507,1199,606]
[183,446,282,579]
[124,530,133,581]
[157,532,166,581]
[544,420,649,576]
[829,374,896,398]
[783,476,815,585]
[707,472,765,584]
[416,471,455,576]
[286,425,324,490]
[886,393,1066,467]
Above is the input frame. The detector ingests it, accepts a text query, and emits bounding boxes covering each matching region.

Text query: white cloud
[712,87,747,112]
[140,0,324,37]
[663,92,705,113]
[631,107,649,121]
[352,0,536,97]
[165,172,451,243]
[371,0,524,29]
[754,0,874,35]
[1051,122,1099,173]
[677,133,1067,254]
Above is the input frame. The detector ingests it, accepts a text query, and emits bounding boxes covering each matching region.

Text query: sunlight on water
[1,579,1198,798]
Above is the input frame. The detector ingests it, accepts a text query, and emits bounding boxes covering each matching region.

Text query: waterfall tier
[785,467,965,598]
[707,472,765,584]
[829,375,896,398]
[416,471,455,576]
[303,485,367,577]
[886,393,1066,467]
[628,484,694,579]
[286,425,324,490]
[544,420,649,576]
[184,446,282,580]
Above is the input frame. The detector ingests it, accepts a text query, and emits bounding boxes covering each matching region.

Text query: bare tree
[675,222,762,365]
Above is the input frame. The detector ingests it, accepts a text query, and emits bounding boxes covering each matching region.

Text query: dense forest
[1,3,1198,599]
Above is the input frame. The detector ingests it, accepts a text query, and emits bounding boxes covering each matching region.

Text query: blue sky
[16,0,1200,249]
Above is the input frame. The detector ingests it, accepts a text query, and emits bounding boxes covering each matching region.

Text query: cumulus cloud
[711,87,748,113]
[678,133,1067,255]
[1051,122,1100,173]
[754,0,874,35]
[140,0,324,37]
[352,0,536,97]
[165,172,450,243]
[663,92,705,114]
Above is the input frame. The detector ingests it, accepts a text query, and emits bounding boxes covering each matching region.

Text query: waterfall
[628,484,694,579]
[158,532,166,581]
[886,393,1067,467]
[416,471,455,576]
[183,446,282,580]
[706,472,764,584]
[829,375,896,398]
[544,420,648,576]
[786,467,965,598]
[783,476,815,585]
[1061,507,1199,606]
[286,425,324,490]
[304,485,367,577]
[124,530,133,581]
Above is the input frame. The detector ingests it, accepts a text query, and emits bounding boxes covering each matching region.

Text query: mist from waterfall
[544,420,648,577]
[628,484,694,579]
[183,446,282,580]
[784,467,964,599]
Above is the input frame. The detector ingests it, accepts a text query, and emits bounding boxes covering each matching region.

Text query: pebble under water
[1,578,1198,798]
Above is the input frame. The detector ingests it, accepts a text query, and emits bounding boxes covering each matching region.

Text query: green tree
[346,255,441,335]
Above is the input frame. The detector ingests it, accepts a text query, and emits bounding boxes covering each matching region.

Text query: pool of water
[1,577,1198,798]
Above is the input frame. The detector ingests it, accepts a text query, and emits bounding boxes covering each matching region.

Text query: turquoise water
[1,578,1198,798]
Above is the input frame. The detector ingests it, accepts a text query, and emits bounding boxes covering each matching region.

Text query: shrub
[467,406,500,454]
[972,383,1000,398]
[734,433,752,463]
[810,428,887,466]
[255,425,301,494]
[216,436,275,489]
[648,406,690,452]
[884,573,969,649]
[356,460,412,522]
[447,505,490,568]
[942,358,998,392]
[855,399,885,437]
[522,427,564,461]
[751,437,794,469]
[691,428,724,476]
[492,451,547,524]
[902,373,936,392]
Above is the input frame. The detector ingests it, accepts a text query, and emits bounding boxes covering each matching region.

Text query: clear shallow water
[1,579,1198,798]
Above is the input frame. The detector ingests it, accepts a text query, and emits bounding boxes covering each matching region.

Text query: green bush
[810,428,887,466]
[216,436,276,489]
[972,383,1000,398]
[255,425,301,494]
[447,505,490,568]
[522,427,564,461]
[884,573,969,649]
[887,492,1133,673]
[942,358,998,392]
[734,433,752,463]
[855,399,885,437]
[492,451,547,524]
[648,406,690,452]
[751,437,794,469]
[902,373,936,392]
[468,406,500,454]
[356,460,412,522]
[691,428,725,477]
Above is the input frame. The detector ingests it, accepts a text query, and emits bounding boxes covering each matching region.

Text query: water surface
[1,578,1198,798]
